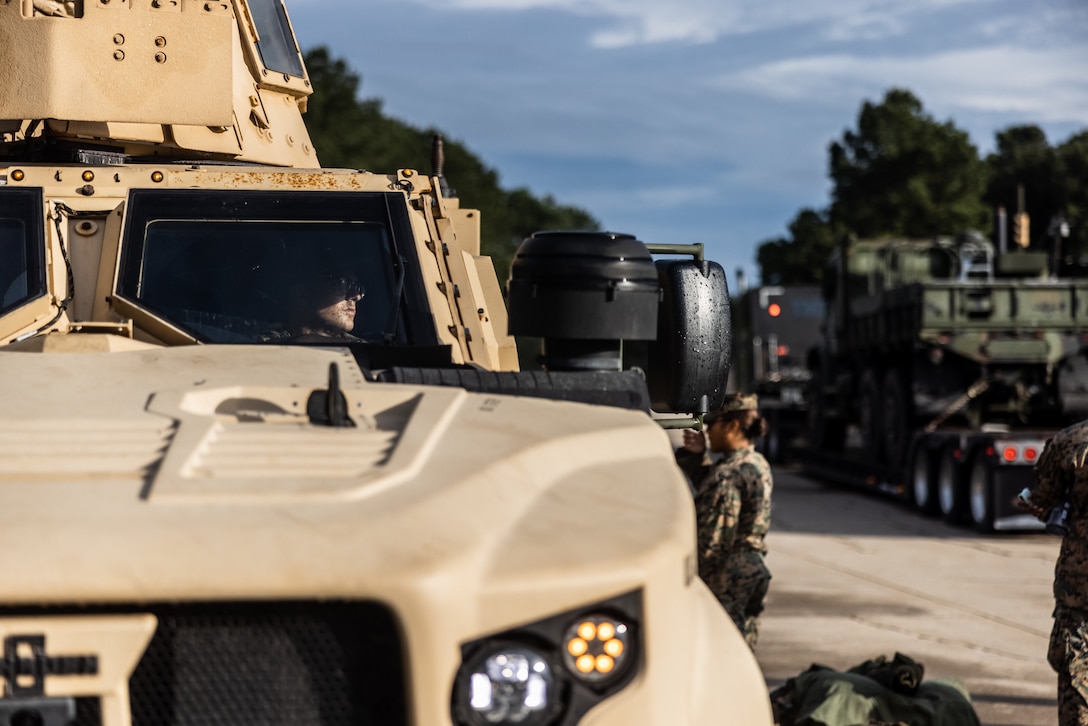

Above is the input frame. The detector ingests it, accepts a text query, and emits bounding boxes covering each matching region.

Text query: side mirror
[645,258,731,414]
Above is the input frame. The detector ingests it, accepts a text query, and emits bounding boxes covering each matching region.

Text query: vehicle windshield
[118,190,433,345]
[0,188,47,316]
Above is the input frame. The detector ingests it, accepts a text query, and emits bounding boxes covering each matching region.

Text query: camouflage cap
[703,393,759,425]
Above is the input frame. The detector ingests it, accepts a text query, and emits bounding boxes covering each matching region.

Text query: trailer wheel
[937,444,967,524]
[858,370,884,462]
[910,442,939,516]
[968,454,996,534]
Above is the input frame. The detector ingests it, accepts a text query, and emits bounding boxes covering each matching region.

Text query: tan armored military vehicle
[0,1,773,724]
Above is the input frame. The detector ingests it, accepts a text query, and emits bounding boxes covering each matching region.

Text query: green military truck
[0,0,774,724]
[805,231,1088,532]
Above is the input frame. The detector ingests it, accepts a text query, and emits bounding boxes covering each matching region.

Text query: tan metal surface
[0,615,155,726]
[0,0,315,165]
[0,343,773,724]
[0,1,771,722]
[0,164,519,368]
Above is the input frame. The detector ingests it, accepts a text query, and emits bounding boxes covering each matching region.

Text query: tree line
[301,47,599,280]
[757,88,1088,284]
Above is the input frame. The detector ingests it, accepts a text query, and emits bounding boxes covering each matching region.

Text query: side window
[0,188,47,315]
[246,0,305,78]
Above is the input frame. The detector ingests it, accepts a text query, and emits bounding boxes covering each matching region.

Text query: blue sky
[286,0,1088,286]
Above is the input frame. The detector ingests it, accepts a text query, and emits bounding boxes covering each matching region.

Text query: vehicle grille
[69,601,408,726]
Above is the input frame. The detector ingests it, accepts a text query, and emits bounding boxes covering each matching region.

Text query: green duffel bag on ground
[770,653,980,726]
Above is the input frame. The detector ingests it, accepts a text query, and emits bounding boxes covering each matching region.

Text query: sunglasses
[328,275,365,299]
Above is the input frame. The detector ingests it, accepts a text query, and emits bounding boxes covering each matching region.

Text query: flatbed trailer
[804,233,1085,534]
[907,427,1046,533]
[803,427,1047,533]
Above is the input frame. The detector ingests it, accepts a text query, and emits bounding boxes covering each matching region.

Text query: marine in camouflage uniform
[1029,420,1088,725]
[676,393,773,648]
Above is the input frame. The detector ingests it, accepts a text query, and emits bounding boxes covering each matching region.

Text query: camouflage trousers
[706,549,771,649]
[1049,607,1088,726]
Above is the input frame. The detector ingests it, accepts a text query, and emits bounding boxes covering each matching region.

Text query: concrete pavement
[757,467,1060,726]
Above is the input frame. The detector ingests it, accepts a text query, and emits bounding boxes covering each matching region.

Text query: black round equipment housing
[507,231,660,341]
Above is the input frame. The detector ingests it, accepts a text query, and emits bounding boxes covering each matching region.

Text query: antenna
[431,134,453,198]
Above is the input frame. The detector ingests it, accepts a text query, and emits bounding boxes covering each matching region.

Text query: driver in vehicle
[263,265,365,342]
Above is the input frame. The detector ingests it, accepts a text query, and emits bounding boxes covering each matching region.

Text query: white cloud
[392,0,999,47]
[713,46,1088,124]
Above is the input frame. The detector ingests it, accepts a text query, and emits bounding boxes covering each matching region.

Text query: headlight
[460,645,557,725]
[452,590,641,726]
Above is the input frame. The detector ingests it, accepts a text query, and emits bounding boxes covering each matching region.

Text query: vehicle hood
[0,343,693,620]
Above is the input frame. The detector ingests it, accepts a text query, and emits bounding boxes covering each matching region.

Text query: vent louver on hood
[0,420,176,478]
